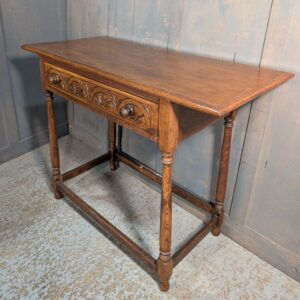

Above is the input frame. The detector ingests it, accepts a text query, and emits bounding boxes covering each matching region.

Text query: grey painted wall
[226,0,300,281]
[0,0,68,164]
[66,0,300,281]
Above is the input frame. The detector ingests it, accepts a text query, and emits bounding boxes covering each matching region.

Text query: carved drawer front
[44,63,158,140]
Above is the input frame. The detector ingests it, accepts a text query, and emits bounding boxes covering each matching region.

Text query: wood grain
[22,37,293,116]
[212,111,236,236]
[43,62,159,141]
[45,91,63,199]
[108,121,117,171]
[157,151,174,292]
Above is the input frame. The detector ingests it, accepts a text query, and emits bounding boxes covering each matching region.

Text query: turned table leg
[45,91,63,199]
[157,152,174,292]
[117,125,123,152]
[108,120,117,171]
[212,111,236,236]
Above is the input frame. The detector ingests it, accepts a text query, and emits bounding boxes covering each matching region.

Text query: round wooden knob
[48,73,61,84]
[120,105,134,117]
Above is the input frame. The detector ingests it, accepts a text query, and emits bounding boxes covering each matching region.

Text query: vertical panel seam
[66,0,74,130]
[132,0,136,39]
[166,0,175,50]
[0,3,20,143]
[65,0,68,40]
[228,0,274,217]
[107,0,110,37]
[259,0,274,67]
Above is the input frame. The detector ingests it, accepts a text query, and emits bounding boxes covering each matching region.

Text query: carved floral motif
[67,78,87,99]
[45,64,156,135]
[91,88,118,111]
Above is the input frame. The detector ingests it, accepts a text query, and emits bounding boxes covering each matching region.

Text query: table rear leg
[117,125,123,153]
[212,111,236,236]
[45,91,63,199]
[108,120,117,171]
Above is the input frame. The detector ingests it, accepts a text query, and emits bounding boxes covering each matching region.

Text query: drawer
[43,63,158,141]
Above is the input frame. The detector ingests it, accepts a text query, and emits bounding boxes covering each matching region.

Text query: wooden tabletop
[22,37,293,116]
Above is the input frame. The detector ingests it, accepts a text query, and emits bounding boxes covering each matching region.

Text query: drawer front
[44,63,158,140]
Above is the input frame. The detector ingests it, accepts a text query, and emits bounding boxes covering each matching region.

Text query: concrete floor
[0,135,299,300]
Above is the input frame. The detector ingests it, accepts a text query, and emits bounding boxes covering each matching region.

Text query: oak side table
[22,37,293,292]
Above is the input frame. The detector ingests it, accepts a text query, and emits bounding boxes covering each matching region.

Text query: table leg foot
[52,168,63,199]
[54,191,63,199]
[158,281,170,292]
[109,164,117,171]
[157,254,173,292]
[211,227,221,236]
